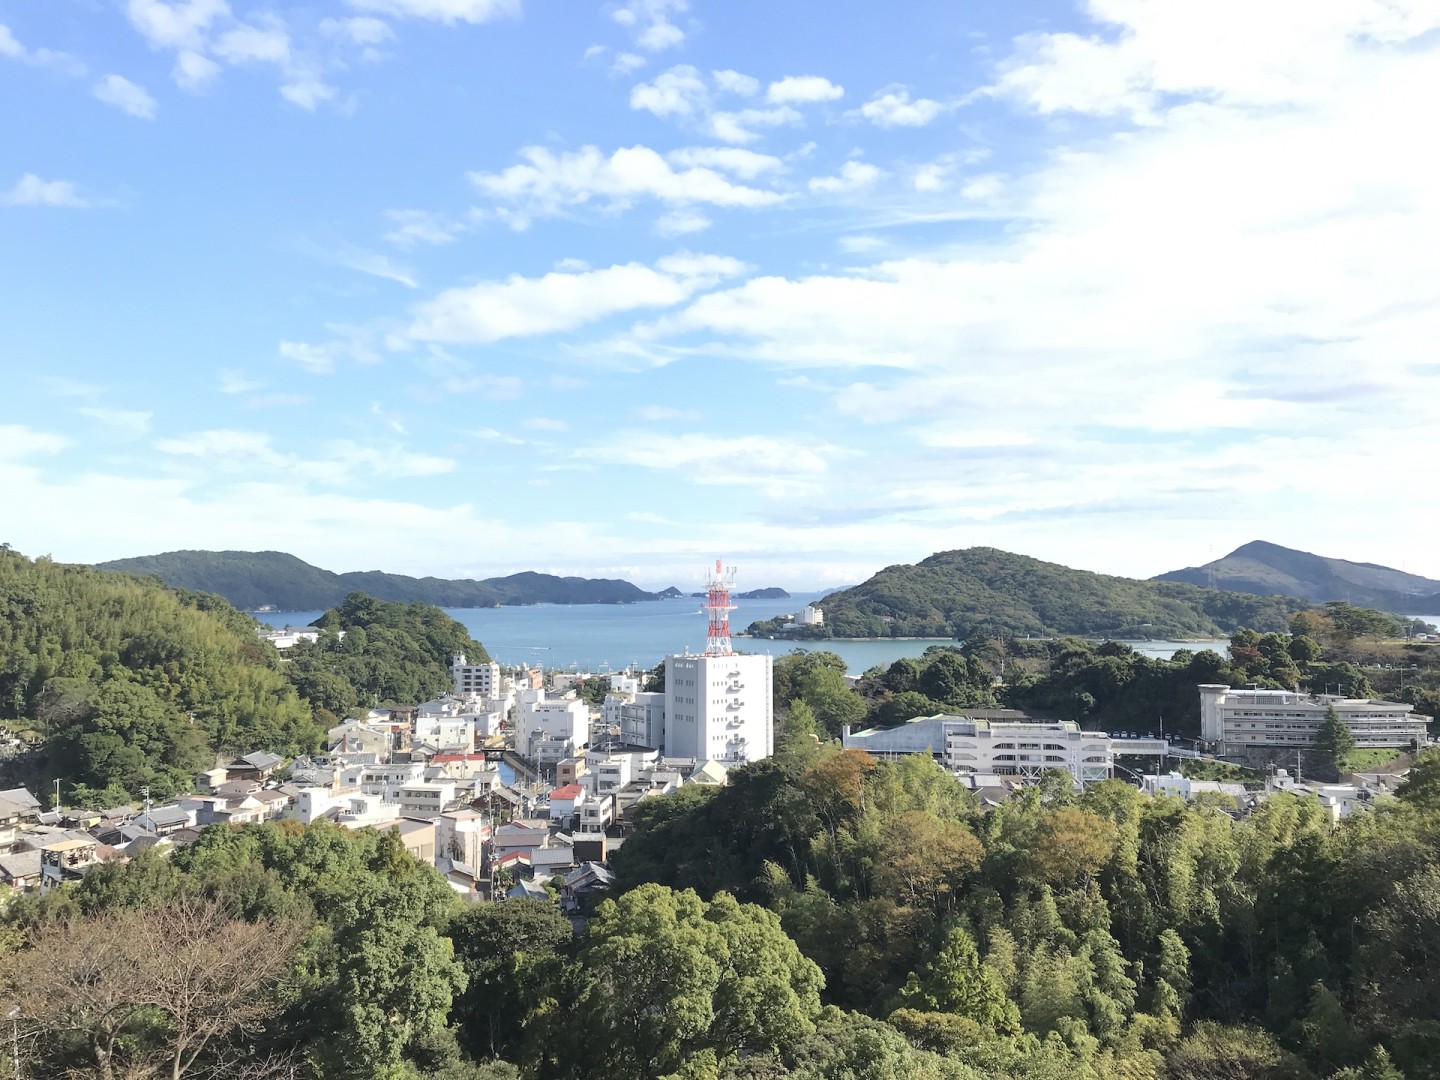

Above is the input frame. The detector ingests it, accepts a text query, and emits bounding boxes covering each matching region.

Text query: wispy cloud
[2,174,89,208]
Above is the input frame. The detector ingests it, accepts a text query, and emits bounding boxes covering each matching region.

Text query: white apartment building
[585,745,661,796]
[515,694,589,764]
[600,690,666,747]
[451,655,500,699]
[1198,685,1428,753]
[842,714,1167,785]
[797,605,824,627]
[664,652,774,764]
[398,781,458,819]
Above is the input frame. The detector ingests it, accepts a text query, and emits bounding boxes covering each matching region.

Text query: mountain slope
[1157,541,1440,612]
[96,550,660,610]
[751,547,1304,639]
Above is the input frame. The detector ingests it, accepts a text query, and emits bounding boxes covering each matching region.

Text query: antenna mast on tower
[704,558,737,656]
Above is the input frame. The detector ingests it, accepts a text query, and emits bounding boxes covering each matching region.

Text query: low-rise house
[0,788,42,822]
[0,796,26,856]
[577,795,613,836]
[40,834,105,890]
[561,861,614,914]
[0,850,43,892]
[252,789,293,820]
[547,784,586,825]
[686,760,729,787]
[195,767,228,792]
[133,805,197,836]
[435,857,482,899]
[227,752,284,783]
[507,877,551,902]
[494,821,549,861]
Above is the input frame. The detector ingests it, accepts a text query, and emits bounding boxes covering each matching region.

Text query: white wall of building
[1198,685,1427,752]
[516,694,589,763]
[664,653,774,764]
[452,655,500,699]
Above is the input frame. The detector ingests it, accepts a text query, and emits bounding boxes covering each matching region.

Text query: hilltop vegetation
[0,549,491,805]
[284,593,490,720]
[751,547,1307,640]
[0,546,321,803]
[16,750,1440,1079]
[97,549,662,611]
[1158,540,1440,612]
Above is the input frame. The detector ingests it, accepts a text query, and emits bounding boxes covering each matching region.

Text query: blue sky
[4,0,1439,591]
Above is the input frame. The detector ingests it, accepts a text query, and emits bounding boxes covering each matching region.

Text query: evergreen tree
[889,927,1020,1034]
[1313,706,1356,770]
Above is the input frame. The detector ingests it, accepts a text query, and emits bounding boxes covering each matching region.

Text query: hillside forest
[0,548,484,806]
[7,742,1440,1078]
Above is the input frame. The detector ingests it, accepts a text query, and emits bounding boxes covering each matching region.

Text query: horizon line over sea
[254,594,1255,675]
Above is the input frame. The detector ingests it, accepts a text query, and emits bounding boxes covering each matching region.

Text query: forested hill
[96,549,661,610]
[1157,540,1440,612]
[758,547,1304,639]
[0,547,322,804]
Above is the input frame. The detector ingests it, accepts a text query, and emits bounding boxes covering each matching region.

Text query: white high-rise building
[515,693,589,764]
[664,653,773,764]
[451,654,500,699]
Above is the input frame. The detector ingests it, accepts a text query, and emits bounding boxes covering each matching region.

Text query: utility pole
[141,785,152,831]
[52,779,60,814]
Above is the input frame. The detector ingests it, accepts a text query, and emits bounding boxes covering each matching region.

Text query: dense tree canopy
[0,548,321,802]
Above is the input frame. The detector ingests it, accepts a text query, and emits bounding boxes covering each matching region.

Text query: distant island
[746,546,1308,640]
[688,587,791,600]
[97,550,669,610]
[1156,540,1440,613]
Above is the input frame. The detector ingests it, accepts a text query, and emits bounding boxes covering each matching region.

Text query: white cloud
[666,146,783,179]
[629,63,708,117]
[404,253,748,345]
[636,404,700,421]
[630,66,805,143]
[523,417,569,432]
[808,160,883,193]
[837,234,885,253]
[655,208,711,236]
[576,431,833,491]
[345,0,521,24]
[154,429,456,479]
[855,86,944,127]
[126,0,230,52]
[707,105,801,144]
[217,369,263,394]
[320,16,394,46]
[0,424,68,458]
[212,21,291,64]
[0,23,86,76]
[92,74,159,119]
[173,49,221,91]
[711,69,759,96]
[913,160,951,192]
[1,174,89,208]
[469,144,788,221]
[612,0,687,51]
[612,51,646,75]
[384,209,465,248]
[280,70,338,110]
[79,407,153,437]
[766,75,843,104]
[312,243,416,286]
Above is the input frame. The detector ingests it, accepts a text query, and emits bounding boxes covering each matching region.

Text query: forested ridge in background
[96,549,665,610]
[750,547,1317,640]
[1157,540,1440,612]
[0,548,486,806]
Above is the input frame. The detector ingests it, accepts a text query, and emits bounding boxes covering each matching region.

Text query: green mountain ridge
[1156,539,1440,612]
[96,549,663,611]
[750,546,1307,640]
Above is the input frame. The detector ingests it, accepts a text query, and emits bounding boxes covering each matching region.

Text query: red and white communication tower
[703,558,737,656]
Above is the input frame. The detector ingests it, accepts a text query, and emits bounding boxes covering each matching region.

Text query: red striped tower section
[703,558,737,657]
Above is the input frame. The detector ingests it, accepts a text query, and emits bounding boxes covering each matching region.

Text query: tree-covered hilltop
[0,547,322,803]
[749,547,1307,640]
[96,549,662,610]
[283,593,490,719]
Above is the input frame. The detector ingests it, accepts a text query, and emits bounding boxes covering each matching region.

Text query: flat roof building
[1198,685,1428,754]
[842,714,1167,785]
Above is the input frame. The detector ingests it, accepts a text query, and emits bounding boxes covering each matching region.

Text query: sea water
[253,592,1232,675]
